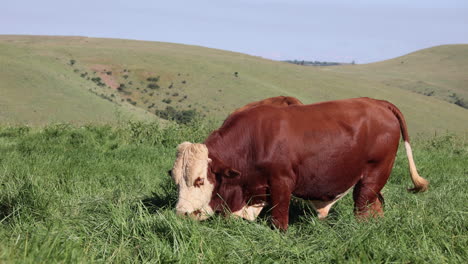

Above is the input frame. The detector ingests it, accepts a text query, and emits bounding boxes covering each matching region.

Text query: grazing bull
[231,96,303,115]
[170,97,428,230]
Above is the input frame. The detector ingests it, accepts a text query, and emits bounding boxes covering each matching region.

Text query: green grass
[1,35,467,134]
[0,123,466,263]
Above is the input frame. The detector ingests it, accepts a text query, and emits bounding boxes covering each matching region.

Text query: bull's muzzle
[176,209,210,220]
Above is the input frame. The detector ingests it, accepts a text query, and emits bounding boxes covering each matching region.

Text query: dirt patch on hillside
[91,64,119,89]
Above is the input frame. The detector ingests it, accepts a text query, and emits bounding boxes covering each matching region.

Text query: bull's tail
[383,101,429,193]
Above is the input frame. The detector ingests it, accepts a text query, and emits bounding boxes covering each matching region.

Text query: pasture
[0,122,466,263]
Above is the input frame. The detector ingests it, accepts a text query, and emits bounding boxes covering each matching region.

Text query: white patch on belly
[232,203,265,221]
[309,187,353,219]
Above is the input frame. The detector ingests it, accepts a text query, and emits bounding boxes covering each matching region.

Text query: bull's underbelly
[292,169,363,202]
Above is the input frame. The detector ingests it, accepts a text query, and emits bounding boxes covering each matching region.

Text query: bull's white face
[171,142,214,220]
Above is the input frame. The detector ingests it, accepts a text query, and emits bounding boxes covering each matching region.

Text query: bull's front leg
[269,176,294,230]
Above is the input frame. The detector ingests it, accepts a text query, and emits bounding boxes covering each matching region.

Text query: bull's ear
[209,155,241,178]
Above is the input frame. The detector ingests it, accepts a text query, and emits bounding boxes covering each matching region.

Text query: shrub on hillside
[155,106,199,124]
[117,84,131,95]
[450,93,468,109]
[178,95,188,103]
[126,98,137,106]
[90,77,105,87]
[454,99,467,109]
[99,94,113,102]
[424,91,434,96]
[147,77,159,82]
[147,83,159,89]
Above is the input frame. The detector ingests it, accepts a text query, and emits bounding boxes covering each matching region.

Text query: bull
[170,97,429,230]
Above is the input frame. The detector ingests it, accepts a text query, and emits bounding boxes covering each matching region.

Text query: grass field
[0,122,466,263]
[1,35,468,134]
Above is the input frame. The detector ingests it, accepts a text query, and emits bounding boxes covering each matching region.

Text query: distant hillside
[0,36,157,125]
[0,35,467,134]
[320,45,468,108]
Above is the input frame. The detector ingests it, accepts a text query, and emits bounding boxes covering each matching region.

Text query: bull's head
[170,142,241,220]
[170,142,214,220]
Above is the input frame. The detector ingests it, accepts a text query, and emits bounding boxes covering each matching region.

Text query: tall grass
[0,122,466,263]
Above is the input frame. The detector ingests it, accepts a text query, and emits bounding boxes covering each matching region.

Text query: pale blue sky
[2,0,467,63]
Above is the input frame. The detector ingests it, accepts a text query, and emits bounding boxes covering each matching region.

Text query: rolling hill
[0,36,159,125]
[320,44,468,108]
[0,35,467,134]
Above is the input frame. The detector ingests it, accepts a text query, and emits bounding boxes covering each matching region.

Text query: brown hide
[205,97,428,230]
[231,96,303,115]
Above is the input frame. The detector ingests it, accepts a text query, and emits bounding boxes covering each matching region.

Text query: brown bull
[170,97,429,230]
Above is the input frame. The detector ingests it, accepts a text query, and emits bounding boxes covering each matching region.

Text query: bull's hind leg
[353,182,384,218]
[353,157,395,218]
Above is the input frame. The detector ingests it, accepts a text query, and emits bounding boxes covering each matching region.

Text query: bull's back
[231,96,303,115]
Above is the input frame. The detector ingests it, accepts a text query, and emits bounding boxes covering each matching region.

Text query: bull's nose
[175,210,204,220]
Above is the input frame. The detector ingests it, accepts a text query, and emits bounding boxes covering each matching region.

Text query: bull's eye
[193,177,204,187]
[167,170,172,176]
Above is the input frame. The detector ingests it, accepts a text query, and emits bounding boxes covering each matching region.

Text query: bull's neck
[205,129,253,213]
[204,130,249,171]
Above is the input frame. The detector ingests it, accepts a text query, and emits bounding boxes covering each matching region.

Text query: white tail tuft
[404,141,429,192]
